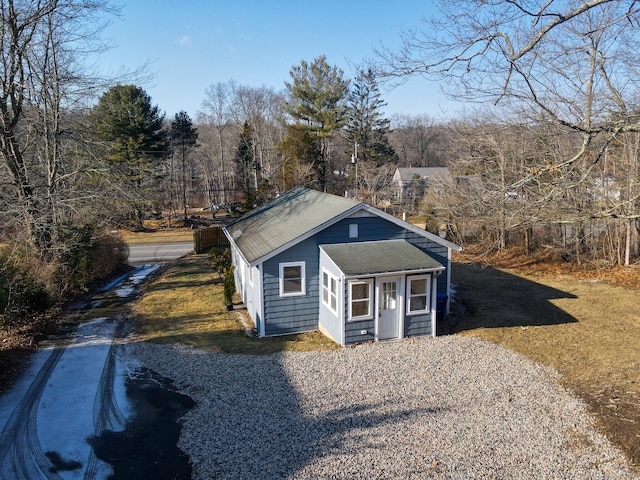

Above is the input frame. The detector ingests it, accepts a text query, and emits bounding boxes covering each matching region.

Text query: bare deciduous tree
[377,0,640,264]
[200,81,236,205]
[0,0,117,258]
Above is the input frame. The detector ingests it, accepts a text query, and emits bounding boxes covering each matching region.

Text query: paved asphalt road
[127,242,194,264]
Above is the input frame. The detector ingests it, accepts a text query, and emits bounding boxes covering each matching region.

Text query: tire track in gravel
[0,346,66,480]
[85,318,128,480]
[93,318,128,434]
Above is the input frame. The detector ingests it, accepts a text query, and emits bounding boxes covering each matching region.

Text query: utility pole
[351,142,358,199]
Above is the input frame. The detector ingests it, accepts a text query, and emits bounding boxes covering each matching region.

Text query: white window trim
[348,279,374,321]
[322,269,338,314]
[406,274,431,315]
[349,223,358,238]
[279,261,306,297]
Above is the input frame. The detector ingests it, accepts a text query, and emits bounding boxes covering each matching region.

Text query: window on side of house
[407,275,430,315]
[279,261,306,297]
[349,279,373,320]
[322,270,338,314]
[349,223,358,238]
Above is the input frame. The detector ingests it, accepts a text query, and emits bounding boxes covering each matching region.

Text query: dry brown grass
[131,254,339,354]
[451,250,640,470]
[119,228,194,245]
[118,212,231,245]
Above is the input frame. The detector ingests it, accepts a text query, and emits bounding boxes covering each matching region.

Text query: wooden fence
[193,225,229,253]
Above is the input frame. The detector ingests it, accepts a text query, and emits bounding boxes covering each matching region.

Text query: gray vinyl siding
[345,318,375,344]
[403,231,449,294]
[405,313,433,337]
[317,217,405,244]
[262,239,320,336]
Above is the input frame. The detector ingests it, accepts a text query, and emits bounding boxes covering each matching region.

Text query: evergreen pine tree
[346,68,397,166]
[284,55,350,191]
[89,85,168,226]
[170,111,198,220]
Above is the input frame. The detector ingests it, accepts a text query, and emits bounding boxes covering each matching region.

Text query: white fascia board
[223,225,251,266]
[343,266,445,281]
[360,204,463,252]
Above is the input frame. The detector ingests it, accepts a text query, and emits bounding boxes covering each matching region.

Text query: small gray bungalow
[223,187,461,346]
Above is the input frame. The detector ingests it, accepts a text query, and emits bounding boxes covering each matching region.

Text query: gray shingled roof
[394,167,452,183]
[321,240,444,276]
[225,187,361,264]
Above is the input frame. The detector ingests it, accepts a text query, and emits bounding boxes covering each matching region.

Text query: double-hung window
[349,279,373,320]
[407,275,430,314]
[279,262,305,297]
[322,270,338,314]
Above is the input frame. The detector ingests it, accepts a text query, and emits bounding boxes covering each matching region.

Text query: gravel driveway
[127,336,638,480]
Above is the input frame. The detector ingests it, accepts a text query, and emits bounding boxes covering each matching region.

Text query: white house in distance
[223,187,462,346]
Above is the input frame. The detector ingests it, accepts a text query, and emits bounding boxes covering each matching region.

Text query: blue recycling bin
[436,292,449,321]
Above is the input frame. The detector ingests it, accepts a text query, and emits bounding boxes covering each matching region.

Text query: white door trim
[375,276,403,341]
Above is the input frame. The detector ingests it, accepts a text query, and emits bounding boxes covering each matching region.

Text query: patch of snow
[36,318,118,479]
[130,264,162,285]
[115,286,136,298]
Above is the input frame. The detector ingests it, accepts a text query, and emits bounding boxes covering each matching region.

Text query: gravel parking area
[127,336,638,480]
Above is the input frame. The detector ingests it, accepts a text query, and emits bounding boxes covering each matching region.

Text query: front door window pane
[383,282,397,310]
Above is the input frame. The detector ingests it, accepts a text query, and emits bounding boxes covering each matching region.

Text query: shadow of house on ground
[450,262,578,332]
[151,347,445,479]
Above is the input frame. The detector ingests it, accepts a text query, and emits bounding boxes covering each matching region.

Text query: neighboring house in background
[223,187,462,346]
[392,167,453,202]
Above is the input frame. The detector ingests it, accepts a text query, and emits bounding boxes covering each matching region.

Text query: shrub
[51,224,128,297]
[209,247,231,280]
[0,226,128,331]
[0,247,52,330]
[223,266,236,307]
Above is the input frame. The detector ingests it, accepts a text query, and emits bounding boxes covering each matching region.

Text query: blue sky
[97,1,462,121]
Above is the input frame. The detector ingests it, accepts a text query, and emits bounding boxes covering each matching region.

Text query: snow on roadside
[36,318,118,480]
[115,264,163,297]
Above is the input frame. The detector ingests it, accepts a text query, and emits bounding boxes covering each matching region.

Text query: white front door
[378,278,399,340]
